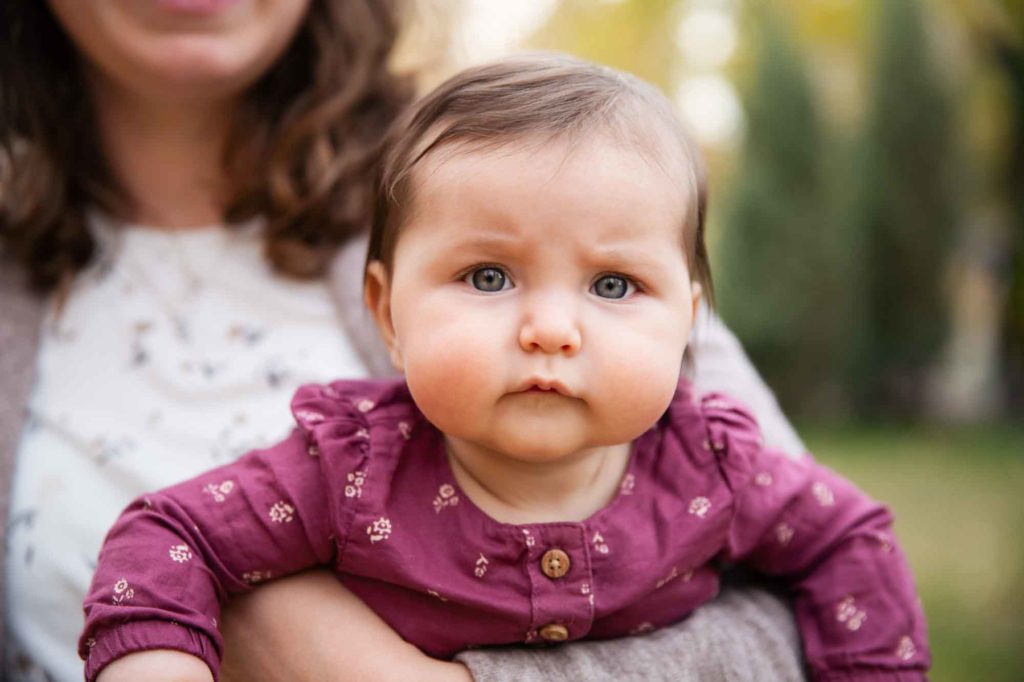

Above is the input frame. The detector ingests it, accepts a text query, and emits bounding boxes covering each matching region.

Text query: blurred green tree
[714,10,848,416]
[847,0,962,416]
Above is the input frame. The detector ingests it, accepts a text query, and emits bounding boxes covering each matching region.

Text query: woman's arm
[220,570,472,682]
[219,571,803,682]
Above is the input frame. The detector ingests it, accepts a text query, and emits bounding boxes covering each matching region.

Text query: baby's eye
[467,266,511,293]
[591,274,633,299]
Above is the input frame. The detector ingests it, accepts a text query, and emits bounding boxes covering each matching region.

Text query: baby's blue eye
[469,267,509,292]
[592,275,631,299]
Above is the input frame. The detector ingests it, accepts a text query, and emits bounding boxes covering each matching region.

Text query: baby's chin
[469,426,643,465]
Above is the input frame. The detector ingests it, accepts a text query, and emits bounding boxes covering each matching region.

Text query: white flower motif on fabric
[432,483,460,513]
[84,638,96,651]
[474,554,489,578]
[168,544,192,563]
[112,578,134,605]
[268,501,295,523]
[873,531,894,553]
[688,496,711,518]
[592,531,610,554]
[295,409,325,425]
[524,629,537,644]
[355,427,370,440]
[427,589,449,602]
[754,472,773,486]
[581,583,591,595]
[398,421,413,440]
[629,622,655,635]
[367,517,392,543]
[322,385,342,399]
[356,399,375,413]
[202,480,235,503]
[836,596,867,631]
[142,497,153,509]
[345,470,367,498]
[701,439,712,452]
[655,566,679,589]
[307,444,320,457]
[619,473,636,495]
[895,635,916,660]
[812,482,835,507]
[521,529,536,547]
[242,570,273,584]
[775,522,795,546]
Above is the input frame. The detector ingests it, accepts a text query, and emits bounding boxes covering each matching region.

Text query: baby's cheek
[592,333,683,435]
[402,333,495,433]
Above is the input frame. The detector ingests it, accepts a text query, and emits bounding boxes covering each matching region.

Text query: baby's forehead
[408,129,697,232]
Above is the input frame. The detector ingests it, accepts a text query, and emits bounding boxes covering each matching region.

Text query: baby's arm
[97,650,214,682]
[80,429,335,682]
[219,570,472,682]
[703,397,930,680]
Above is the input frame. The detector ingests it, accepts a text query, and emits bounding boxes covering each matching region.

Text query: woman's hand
[220,569,473,682]
[96,650,213,682]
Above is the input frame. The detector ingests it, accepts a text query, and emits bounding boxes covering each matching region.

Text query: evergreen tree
[849,0,961,415]
[715,11,846,416]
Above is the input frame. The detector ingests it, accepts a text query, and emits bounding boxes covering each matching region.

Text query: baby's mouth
[516,378,572,397]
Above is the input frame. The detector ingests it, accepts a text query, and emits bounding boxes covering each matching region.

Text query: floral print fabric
[80,378,929,681]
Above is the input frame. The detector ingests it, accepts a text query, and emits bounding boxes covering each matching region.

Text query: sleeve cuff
[83,620,219,682]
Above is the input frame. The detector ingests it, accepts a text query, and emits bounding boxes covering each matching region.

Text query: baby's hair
[0,0,412,292]
[367,52,713,306]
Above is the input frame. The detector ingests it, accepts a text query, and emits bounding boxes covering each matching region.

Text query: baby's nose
[518,298,581,355]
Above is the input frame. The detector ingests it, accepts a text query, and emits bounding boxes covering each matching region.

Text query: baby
[80,54,930,681]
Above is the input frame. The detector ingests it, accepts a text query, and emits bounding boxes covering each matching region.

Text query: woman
[0,1,805,680]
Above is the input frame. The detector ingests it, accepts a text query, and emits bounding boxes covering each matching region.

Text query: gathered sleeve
[701,394,930,681]
[78,383,371,681]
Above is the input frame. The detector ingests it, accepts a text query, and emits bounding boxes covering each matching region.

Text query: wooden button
[540,548,570,579]
[538,623,569,641]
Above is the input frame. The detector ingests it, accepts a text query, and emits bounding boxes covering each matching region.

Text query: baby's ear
[364,261,404,371]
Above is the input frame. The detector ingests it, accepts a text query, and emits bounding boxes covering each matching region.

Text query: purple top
[80,378,929,681]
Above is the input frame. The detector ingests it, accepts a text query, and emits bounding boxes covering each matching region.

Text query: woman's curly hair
[0,0,413,292]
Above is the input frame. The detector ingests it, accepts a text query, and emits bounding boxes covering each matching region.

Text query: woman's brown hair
[368,53,713,305]
[0,0,413,292]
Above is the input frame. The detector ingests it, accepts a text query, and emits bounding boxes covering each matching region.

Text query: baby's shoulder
[291,377,416,428]
[661,379,767,477]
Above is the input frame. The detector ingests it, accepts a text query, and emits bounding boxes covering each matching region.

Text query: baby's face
[369,137,700,462]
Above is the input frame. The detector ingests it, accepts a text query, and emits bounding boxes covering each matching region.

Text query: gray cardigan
[0,237,805,680]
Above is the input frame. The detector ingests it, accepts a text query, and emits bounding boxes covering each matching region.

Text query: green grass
[799,423,1024,682]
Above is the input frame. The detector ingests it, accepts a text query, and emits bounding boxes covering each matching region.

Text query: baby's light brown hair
[367,52,713,305]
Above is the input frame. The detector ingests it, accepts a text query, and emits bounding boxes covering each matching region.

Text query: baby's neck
[445,438,632,525]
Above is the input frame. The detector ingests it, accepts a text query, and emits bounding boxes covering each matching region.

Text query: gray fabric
[0,261,47,665]
[1,242,807,680]
[457,587,804,682]
[689,310,806,458]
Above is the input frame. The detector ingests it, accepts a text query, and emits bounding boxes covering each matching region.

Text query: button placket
[523,524,594,644]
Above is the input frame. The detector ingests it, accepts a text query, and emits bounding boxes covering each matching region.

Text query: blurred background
[398,0,1023,679]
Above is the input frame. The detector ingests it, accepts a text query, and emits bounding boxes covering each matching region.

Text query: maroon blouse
[80,378,929,680]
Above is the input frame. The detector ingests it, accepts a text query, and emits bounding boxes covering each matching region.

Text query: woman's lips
[153,0,240,16]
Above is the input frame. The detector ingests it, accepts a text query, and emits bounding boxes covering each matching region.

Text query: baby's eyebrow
[584,244,672,269]
[446,232,523,252]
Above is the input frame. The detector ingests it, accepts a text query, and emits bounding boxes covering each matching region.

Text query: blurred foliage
[529,0,680,92]
[845,0,961,416]
[714,10,849,416]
